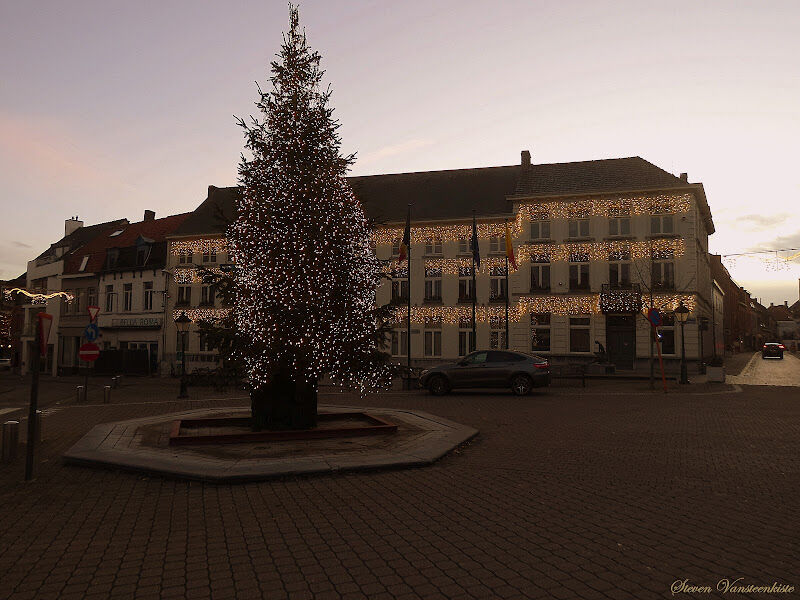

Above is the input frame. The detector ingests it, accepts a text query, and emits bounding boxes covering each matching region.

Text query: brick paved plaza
[0,375,798,599]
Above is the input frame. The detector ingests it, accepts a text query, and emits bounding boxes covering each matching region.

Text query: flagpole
[505,253,510,349]
[406,204,412,386]
[471,210,477,352]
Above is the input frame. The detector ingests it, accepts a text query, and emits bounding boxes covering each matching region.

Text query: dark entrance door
[606,315,636,370]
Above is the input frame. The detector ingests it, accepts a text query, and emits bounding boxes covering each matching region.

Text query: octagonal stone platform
[62,405,478,482]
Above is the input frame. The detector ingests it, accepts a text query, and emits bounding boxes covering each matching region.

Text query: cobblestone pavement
[728,351,800,386]
[0,378,798,599]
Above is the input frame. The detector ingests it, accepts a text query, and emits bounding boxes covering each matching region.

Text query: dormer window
[78,256,89,272]
[105,249,119,270]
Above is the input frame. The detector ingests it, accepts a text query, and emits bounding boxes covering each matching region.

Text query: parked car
[0,358,11,371]
[420,350,550,396]
[761,343,785,359]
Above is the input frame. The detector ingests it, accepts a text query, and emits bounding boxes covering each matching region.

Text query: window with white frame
[200,285,215,306]
[123,283,133,312]
[424,266,442,302]
[104,285,114,312]
[391,330,408,356]
[177,285,191,306]
[202,248,217,263]
[608,251,631,288]
[569,253,590,291]
[490,315,506,349]
[608,216,631,236]
[490,265,507,301]
[652,260,675,291]
[531,313,551,352]
[530,219,550,240]
[458,237,469,254]
[530,259,550,292]
[62,290,73,315]
[651,214,675,235]
[178,251,192,264]
[458,316,475,355]
[87,287,97,308]
[568,218,590,238]
[458,266,474,301]
[143,281,154,310]
[424,235,442,255]
[569,316,591,352]
[391,238,401,257]
[391,267,409,302]
[489,235,501,253]
[423,317,442,356]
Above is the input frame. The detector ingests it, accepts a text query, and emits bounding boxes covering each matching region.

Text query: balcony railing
[529,285,550,293]
[600,283,642,313]
[390,295,409,305]
[489,292,507,303]
[651,281,676,292]
[457,294,474,303]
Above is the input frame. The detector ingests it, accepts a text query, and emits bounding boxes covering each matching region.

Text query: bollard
[104,385,111,404]
[76,385,84,404]
[35,410,43,443]
[2,421,20,462]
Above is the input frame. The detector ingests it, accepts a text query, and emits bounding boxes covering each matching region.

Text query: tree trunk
[250,373,318,431]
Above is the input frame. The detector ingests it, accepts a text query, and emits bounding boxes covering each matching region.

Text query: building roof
[768,305,794,321]
[35,218,130,261]
[172,186,239,237]
[511,156,686,197]
[64,213,190,274]
[173,155,713,234]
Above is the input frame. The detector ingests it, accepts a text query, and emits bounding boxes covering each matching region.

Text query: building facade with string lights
[164,151,716,375]
[358,151,715,372]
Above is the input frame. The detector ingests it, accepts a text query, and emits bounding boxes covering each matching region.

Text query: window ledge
[603,235,637,241]
[645,233,681,240]
[565,237,594,243]
[526,238,555,244]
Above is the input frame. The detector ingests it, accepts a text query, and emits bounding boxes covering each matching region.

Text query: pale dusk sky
[2,0,799,305]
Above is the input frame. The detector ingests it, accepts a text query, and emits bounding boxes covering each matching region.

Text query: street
[0,375,798,599]
[727,351,800,386]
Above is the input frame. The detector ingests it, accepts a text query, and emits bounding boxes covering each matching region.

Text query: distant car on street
[761,343,785,359]
[420,350,551,396]
[0,358,11,371]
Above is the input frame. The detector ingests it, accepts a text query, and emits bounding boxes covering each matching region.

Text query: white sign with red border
[87,306,100,322]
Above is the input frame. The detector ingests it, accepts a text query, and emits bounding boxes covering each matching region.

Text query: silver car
[420,350,551,396]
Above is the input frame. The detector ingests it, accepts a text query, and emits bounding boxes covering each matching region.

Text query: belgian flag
[505,220,517,270]
[398,207,410,263]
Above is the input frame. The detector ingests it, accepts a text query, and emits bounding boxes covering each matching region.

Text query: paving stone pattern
[0,379,798,599]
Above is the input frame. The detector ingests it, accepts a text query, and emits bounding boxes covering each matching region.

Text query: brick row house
[59,211,189,375]
[161,151,718,375]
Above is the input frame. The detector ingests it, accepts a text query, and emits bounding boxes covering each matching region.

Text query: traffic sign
[79,343,100,362]
[647,308,662,327]
[84,323,99,342]
[87,306,100,322]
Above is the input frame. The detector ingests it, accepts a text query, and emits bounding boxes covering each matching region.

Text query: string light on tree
[228,5,392,430]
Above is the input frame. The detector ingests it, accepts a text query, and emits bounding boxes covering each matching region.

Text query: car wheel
[427,375,449,396]
[511,374,533,396]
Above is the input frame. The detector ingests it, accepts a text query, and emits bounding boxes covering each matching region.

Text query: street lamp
[674,301,690,384]
[175,312,191,398]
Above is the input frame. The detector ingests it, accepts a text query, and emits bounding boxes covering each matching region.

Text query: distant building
[18,217,129,375]
[59,211,189,375]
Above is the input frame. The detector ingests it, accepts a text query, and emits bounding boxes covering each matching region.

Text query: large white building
[162,152,715,375]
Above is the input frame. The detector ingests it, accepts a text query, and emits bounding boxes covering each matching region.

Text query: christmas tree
[230,5,391,430]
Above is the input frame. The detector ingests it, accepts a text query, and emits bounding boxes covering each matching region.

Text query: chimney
[679,173,688,182]
[208,185,217,197]
[65,216,83,237]
[770,302,774,308]
[521,150,531,167]
[785,300,789,308]
[143,210,155,221]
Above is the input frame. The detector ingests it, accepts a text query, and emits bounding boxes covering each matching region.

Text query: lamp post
[175,312,191,399]
[674,301,690,384]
